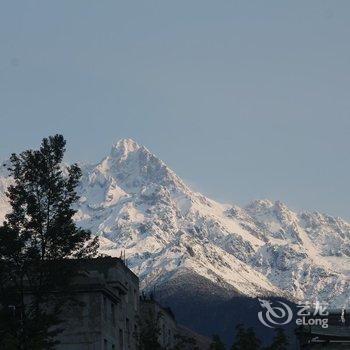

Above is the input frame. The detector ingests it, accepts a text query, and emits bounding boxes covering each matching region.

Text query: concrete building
[140,296,177,349]
[55,257,139,350]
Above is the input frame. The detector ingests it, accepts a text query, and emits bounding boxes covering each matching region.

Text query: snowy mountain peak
[1,139,350,307]
[105,139,188,193]
[246,199,274,212]
[110,138,142,159]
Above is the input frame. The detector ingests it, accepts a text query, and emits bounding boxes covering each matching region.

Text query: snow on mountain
[0,138,349,307]
[0,162,12,225]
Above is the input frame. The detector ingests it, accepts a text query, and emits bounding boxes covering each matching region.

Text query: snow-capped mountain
[1,138,349,307]
[0,162,12,225]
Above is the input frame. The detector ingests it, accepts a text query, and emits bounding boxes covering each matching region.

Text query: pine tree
[0,135,99,349]
[265,328,289,350]
[231,324,261,350]
[138,311,163,350]
[174,333,200,350]
[209,334,226,350]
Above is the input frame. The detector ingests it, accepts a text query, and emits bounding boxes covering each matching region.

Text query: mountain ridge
[1,138,349,308]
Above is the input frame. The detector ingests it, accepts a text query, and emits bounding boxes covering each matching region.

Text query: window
[133,289,138,311]
[103,296,107,321]
[162,324,166,344]
[119,329,123,350]
[118,302,123,321]
[126,318,130,344]
[111,302,115,324]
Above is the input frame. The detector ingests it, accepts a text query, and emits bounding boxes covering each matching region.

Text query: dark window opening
[119,329,123,350]
[111,302,115,324]
[103,296,107,321]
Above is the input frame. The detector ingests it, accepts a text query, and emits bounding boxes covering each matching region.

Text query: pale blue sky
[1,1,350,218]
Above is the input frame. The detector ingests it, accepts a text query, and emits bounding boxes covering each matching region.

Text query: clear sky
[1,1,350,218]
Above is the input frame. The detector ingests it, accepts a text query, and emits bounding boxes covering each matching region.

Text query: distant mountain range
[1,138,349,309]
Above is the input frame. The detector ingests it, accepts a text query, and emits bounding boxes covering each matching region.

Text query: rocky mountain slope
[1,139,349,308]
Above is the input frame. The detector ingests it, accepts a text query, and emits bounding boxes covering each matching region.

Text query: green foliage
[210,334,226,350]
[231,324,261,350]
[0,135,99,349]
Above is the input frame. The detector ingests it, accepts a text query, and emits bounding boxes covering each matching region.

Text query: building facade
[140,296,177,349]
[55,257,139,350]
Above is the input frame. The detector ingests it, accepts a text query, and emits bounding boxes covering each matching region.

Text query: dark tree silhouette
[264,328,289,350]
[138,311,163,350]
[209,334,226,350]
[174,333,200,350]
[0,135,99,349]
[231,324,261,350]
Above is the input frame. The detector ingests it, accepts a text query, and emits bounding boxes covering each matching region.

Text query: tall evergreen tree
[265,328,289,350]
[231,324,261,350]
[209,334,226,350]
[174,333,200,350]
[0,135,99,349]
[138,311,163,350]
